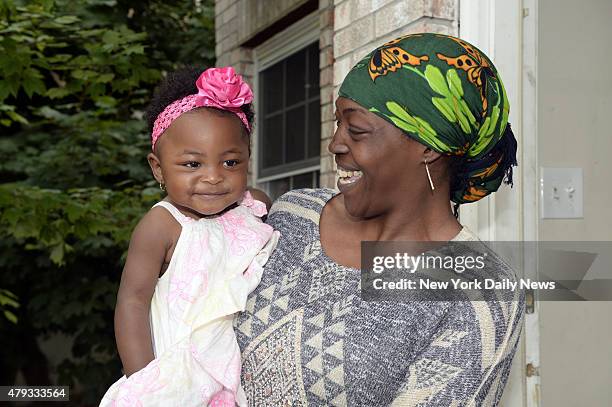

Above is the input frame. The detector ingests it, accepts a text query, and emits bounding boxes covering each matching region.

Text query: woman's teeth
[337,168,363,184]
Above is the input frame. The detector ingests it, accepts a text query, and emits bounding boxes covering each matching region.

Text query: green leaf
[432,97,456,122]
[54,15,80,25]
[424,65,451,97]
[65,203,86,223]
[0,295,19,308]
[5,110,28,124]
[3,310,17,324]
[470,117,492,156]
[47,54,72,63]
[459,99,477,126]
[94,96,117,108]
[0,289,18,301]
[386,101,417,126]
[0,81,11,102]
[22,75,46,97]
[96,73,115,83]
[501,104,509,133]
[455,107,471,134]
[37,106,68,120]
[71,69,96,80]
[446,69,464,98]
[388,116,417,133]
[414,117,448,150]
[46,87,70,99]
[488,106,500,136]
[414,117,436,137]
[0,75,21,97]
[50,243,64,265]
[101,30,121,50]
[123,45,144,55]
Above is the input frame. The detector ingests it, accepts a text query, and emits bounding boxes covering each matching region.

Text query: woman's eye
[335,119,342,127]
[348,128,366,137]
[184,161,200,168]
[223,160,239,168]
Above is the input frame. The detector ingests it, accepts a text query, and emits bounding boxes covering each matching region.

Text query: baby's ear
[147,152,164,184]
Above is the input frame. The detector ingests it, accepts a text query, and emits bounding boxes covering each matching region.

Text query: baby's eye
[223,160,239,168]
[184,161,200,169]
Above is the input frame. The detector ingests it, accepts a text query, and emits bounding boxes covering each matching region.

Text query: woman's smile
[336,165,364,191]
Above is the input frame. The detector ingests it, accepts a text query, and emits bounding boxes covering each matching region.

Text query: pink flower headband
[151,67,253,150]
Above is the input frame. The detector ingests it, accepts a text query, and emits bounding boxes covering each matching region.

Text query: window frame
[253,11,320,187]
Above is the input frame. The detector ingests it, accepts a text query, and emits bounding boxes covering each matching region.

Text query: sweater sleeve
[390,294,524,407]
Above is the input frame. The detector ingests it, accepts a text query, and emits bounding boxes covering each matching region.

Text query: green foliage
[0,288,19,323]
[0,0,214,403]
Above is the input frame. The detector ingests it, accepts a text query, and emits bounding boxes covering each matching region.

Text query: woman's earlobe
[423,148,442,165]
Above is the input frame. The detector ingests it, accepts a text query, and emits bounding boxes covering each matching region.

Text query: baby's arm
[114,207,177,377]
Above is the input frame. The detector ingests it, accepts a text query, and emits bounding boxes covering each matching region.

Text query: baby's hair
[145,66,255,136]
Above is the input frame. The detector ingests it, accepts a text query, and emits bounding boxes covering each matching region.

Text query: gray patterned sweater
[235,189,524,406]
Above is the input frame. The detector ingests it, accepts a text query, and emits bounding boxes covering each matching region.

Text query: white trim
[459,0,494,55]
[252,11,320,189]
[458,0,496,241]
[521,1,541,406]
[257,165,321,183]
[254,12,320,71]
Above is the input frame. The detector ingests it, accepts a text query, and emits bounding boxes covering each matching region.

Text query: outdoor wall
[538,0,612,405]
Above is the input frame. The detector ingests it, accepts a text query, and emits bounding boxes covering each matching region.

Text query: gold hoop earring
[159,182,166,191]
[425,159,435,192]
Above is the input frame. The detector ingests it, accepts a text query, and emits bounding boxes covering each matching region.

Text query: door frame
[459,0,541,406]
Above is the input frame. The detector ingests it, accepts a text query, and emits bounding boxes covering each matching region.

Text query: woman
[235,33,523,406]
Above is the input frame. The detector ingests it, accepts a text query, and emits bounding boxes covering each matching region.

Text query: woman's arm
[391,298,524,406]
[114,207,175,377]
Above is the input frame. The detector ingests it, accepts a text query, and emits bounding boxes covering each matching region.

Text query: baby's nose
[200,167,223,184]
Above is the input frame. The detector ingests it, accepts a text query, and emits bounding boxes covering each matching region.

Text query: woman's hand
[247,187,273,211]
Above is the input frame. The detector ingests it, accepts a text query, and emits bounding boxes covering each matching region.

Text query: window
[254,13,320,200]
[259,42,320,177]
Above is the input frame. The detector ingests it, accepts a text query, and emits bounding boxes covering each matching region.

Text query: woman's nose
[328,127,350,155]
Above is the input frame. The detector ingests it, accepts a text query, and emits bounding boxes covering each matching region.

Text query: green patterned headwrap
[338,33,517,205]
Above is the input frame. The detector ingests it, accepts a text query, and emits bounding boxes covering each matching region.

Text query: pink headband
[151,67,253,150]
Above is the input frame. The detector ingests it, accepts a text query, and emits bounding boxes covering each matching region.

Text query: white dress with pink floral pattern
[100,192,279,407]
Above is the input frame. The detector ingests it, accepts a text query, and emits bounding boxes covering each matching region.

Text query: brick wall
[318,0,336,188]
[215,0,254,82]
[332,0,457,92]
